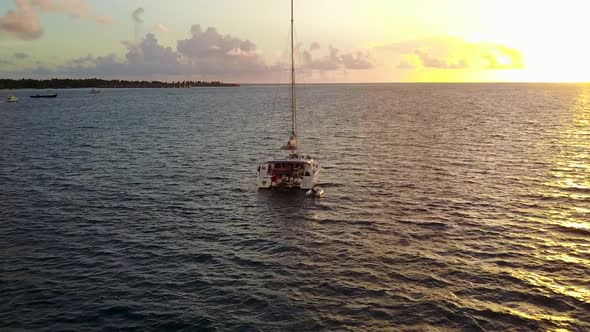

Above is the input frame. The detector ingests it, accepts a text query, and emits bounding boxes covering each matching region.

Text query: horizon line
[2,78,590,86]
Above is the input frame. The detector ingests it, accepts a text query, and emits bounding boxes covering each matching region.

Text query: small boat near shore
[6,95,18,102]
[90,88,101,94]
[30,92,58,98]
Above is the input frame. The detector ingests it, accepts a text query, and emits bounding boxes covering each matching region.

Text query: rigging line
[269,16,293,151]
[293,18,316,154]
[293,20,304,152]
[290,0,296,138]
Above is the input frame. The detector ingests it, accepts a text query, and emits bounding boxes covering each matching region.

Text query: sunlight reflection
[540,86,590,229]
[454,295,575,328]
[510,270,590,304]
[544,252,589,268]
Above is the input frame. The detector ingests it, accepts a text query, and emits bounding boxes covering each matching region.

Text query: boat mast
[290,0,296,139]
[283,0,298,154]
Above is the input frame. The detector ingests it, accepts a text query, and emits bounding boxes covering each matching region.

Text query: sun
[464,0,590,82]
[495,55,511,67]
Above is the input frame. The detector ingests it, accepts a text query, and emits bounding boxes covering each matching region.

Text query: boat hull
[257,157,320,190]
[30,94,58,98]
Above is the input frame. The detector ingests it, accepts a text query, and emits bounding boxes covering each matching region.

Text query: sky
[0,0,589,83]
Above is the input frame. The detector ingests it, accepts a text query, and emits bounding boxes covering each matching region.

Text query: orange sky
[1,0,589,82]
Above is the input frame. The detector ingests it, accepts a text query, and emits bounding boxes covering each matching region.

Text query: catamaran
[257,0,321,192]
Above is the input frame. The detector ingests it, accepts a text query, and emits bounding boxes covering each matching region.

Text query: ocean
[1,84,589,331]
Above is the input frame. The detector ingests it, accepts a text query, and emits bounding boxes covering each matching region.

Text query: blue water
[1,84,589,331]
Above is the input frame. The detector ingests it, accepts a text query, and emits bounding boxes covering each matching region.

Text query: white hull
[257,156,320,190]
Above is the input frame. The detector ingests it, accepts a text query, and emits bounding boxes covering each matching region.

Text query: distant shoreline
[0,79,239,90]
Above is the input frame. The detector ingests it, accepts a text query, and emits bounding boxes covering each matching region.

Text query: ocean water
[0,84,589,331]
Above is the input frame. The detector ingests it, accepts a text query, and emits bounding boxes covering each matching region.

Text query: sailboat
[257,0,321,192]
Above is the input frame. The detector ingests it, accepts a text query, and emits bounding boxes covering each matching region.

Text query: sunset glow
[1,0,589,82]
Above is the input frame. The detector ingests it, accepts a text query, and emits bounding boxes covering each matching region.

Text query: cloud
[123,33,184,75]
[397,60,414,69]
[27,26,268,79]
[176,24,267,75]
[132,7,144,24]
[30,0,90,18]
[14,52,29,59]
[413,49,468,69]
[378,35,524,71]
[53,34,185,77]
[1,23,376,81]
[29,0,56,10]
[155,23,171,33]
[341,52,374,69]
[482,45,525,69]
[0,0,42,40]
[95,15,115,25]
[303,45,340,70]
[0,0,114,40]
[29,0,114,24]
[301,43,373,71]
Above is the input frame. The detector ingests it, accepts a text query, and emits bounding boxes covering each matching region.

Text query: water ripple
[1,84,589,330]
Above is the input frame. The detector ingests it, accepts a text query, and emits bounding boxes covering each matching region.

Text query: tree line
[0,78,239,89]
